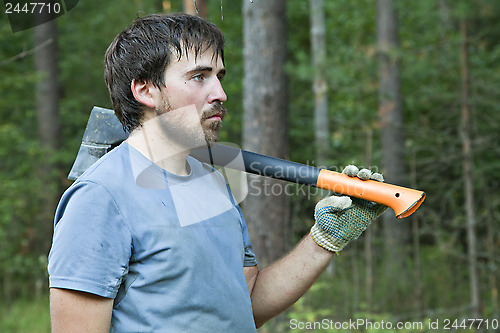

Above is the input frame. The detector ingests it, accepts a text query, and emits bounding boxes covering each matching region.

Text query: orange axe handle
[316,169,425,218]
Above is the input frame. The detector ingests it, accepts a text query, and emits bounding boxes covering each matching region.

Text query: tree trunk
[486,199,499,319]
[376,0,410,308]
[364,127,374,311]
[33,16,62,297]
[410,147,424,316]
[34,18,61,259]
[310,0,329,168]
[242,0,289,268]
[183,0,207,18]
[486,201,500,318]
[460,19,481,319]
[35,20,60,151]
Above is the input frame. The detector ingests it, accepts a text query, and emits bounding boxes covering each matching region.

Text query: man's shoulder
[75,142,130,186]
[55,143,134,223]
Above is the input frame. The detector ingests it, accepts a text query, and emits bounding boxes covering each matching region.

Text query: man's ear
[131,79,159,109]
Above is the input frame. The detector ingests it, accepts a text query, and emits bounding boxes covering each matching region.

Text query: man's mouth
[206,114,222,121]
[202,103,227,122]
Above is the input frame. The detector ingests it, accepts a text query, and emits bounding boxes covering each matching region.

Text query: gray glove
[310,165,387,253]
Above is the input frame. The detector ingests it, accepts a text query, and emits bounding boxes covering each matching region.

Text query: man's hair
[104,13,225,133]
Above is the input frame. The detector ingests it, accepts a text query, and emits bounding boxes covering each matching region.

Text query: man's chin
[202,124,222,145]
[204,133,220,145]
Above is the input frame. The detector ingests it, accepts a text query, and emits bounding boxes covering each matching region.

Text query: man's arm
[244,234,333,328]
[50,288,114,333]
[244,167,387,328]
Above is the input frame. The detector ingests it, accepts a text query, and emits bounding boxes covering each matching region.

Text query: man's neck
[126,122,192,177]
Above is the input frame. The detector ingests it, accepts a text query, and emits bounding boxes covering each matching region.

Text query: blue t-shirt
[48,142,258,332]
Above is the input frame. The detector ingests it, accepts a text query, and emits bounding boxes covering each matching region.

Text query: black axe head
[68,106,128,180]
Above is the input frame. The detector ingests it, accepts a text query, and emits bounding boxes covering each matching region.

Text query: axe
[69,106,425,218]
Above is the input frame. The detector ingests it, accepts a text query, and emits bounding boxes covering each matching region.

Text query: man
[48,13,386,332]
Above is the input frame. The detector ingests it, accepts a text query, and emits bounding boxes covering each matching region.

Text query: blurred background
[0,0,499,332]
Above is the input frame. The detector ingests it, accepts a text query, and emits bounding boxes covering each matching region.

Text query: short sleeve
[48,181,132,298]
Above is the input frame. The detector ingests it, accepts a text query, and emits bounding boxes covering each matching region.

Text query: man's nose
[208,79,227,104]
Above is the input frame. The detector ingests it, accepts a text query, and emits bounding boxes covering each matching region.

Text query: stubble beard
[156,96,228,146]
[201,102,227,144]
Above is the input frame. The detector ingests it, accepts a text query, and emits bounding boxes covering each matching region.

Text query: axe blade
[67,106,127,180]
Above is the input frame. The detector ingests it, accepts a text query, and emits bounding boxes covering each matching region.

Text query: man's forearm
[249,234,334,327]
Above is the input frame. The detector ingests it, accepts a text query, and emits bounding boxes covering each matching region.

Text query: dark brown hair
[104,13,225,133]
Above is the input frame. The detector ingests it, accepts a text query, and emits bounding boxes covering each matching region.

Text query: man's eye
[193,74,205,81]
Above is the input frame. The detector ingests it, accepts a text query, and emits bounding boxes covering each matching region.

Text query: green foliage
[286,245,486,332]
[0,296,50,333]
[0,12,47,300]
[0,0,499,328]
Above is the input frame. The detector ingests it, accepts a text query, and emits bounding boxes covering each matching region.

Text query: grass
[0,295,51,333]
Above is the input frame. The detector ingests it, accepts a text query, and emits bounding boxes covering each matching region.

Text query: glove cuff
[310,223,347,253]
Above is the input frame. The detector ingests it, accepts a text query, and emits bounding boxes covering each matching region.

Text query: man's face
[155,48,227,143]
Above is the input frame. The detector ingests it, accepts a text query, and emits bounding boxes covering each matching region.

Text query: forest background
[0,0,499,332]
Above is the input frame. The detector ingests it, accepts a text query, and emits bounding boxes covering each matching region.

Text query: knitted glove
[310,165,388,253]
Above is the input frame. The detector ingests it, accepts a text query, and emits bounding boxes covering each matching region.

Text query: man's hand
[310,165,387,253]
